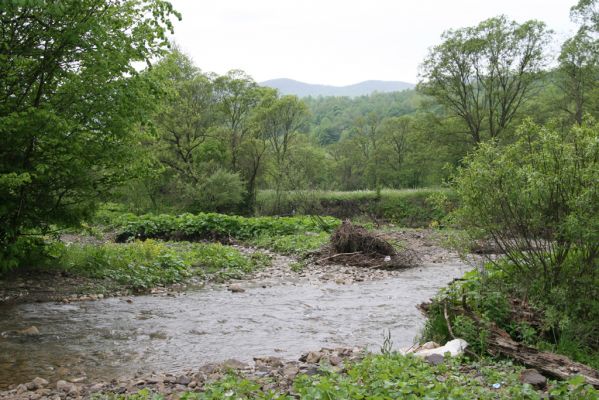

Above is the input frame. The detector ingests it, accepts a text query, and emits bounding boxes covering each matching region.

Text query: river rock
[424,354,444,366]
[329,355,343,366]
[176,375,191,385]
[56,380,77,394]
[16,384,28,394]
[89,383,105,392]
[32,377,49,389]
[18,326,40,336]
[282,365,300,379]
[228,284,245,293]
[305,351,321,364]
[222,359,249,369]
[519,369,547,389]
[254,356,283,368]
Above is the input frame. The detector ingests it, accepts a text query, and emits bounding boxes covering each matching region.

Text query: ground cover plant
[51,240,269,290]
[114,213,339,243]
[94,354,598,399]
[249,232,330,256]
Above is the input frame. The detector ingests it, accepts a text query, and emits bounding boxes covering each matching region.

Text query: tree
[0,0,179,267]
[418,16,550,144]
[213,70,261,171]
[151,50,217,185]
[559,0,599,125]
[256,95,309,212]
[558,30,599,125]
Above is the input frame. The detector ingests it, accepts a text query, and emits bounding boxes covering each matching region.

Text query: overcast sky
[168,0,578,86]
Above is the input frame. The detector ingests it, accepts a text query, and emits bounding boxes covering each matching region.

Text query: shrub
[455,119,599,294]
[115,213,339,243]
[55,240,268,289]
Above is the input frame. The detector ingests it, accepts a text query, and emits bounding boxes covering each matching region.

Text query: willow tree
[0,0,179,268]
[418,16,550,144]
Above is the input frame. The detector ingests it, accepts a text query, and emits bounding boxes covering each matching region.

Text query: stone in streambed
[31,377,49,389]
[18,326,40,336]
[228,284,245,293]
[520,369,547,389]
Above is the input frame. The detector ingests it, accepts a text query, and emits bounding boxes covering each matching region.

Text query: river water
[0,261,469,387]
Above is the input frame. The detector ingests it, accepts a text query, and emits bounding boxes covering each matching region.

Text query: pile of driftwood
[313,220,420,268]
[419,301,599,388]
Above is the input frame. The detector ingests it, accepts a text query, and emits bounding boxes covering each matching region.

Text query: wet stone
[519,369,547,389]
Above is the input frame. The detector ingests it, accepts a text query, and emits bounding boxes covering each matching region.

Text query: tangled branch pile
[318,220,420,268]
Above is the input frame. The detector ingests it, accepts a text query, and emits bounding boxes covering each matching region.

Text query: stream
[0,261,469,388]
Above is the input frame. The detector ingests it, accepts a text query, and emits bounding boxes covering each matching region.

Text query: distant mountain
[260,78,415,98]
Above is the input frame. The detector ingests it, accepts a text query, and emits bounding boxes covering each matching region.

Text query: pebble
[228,284,245,293]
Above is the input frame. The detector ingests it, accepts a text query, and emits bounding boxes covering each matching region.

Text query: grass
[50,240,270,290]
[92,353,598,399]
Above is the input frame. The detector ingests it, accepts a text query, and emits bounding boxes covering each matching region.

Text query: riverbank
[0,228,462,306]
[2,346,596,399]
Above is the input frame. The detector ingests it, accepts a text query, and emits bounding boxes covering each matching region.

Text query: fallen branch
[485,326,599,388]
[314,252,361,264]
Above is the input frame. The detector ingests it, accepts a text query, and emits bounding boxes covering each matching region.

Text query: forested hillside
[260,78,415,97]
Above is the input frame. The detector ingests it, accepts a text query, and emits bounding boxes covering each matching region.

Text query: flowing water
[0,262,469,387]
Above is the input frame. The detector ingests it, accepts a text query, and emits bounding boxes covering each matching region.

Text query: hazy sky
[168,0,577,86]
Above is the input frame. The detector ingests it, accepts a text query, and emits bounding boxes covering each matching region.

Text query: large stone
[282,365,300,379]
[32,377,49,389]
[413,339,468,358]
[424,354,444,366]
[56,380,77,394]
[519,369,547,389]
[176,375,191,385]
[305,351,321,364]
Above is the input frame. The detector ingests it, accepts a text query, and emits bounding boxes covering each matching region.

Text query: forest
[0,0,598,399]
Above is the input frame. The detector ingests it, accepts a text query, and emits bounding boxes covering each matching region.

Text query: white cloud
[168,0,577,85]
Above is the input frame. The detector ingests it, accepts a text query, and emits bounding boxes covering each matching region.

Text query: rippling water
[0,262,469,387]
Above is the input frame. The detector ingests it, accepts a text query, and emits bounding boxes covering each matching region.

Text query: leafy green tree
[559,30,599,125]
[559,0,599,125]
[419,16,550,144]
[0,0,179,267]
[214,70,261,171]
[151,50,217,185]
[256,95,309,212]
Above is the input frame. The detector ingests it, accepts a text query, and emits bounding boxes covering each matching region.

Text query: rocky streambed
[0,230,473,399]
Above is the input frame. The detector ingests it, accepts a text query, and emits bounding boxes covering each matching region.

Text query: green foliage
[455,119,599,296]
[0,0,179,266]
[115,213,339,243]
[419,16,550,144]
[94,355,599,399]
[256,188,458,227]
[250,232,329,256]
[55,240,267,290]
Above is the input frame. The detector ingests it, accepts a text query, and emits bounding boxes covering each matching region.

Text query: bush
[55,240,268,289]
[255,188,458,227]
[190,169,246,213]
[455,119,599,294]
[115,213,340,243]
[453,119,599,354]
